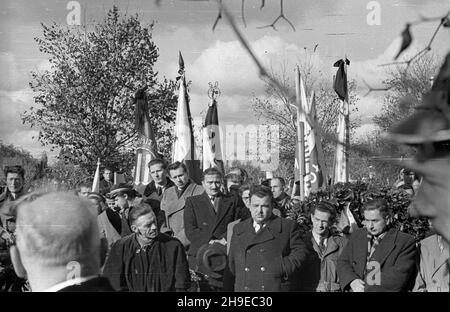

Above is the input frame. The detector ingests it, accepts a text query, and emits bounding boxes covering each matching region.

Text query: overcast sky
[0,0,449,160]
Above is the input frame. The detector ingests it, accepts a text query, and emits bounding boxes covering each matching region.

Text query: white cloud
[0,52,23,91]
[187,36,306,96]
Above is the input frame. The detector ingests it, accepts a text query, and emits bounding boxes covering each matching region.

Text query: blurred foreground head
[15,192,101,291]
[388,52,450,244]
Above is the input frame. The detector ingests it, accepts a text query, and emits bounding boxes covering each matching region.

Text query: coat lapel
[322,236,340,258]
[199,192,217,224]
[431,237,450,278]
[354,229,369,276]
[246,216,281,249]
[164,183,196,217]
[370,228,397,266]
[234,218,257,250]
[214,195,232,222]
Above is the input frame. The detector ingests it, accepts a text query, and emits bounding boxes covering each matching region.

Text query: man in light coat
[224,186,308,292]
[300,202,348,292]
[414,232,449,292]
[160,161,203,249]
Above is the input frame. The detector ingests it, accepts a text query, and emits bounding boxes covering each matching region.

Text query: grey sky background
[0,0,449,160]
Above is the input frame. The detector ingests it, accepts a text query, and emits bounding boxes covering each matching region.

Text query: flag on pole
[304,92,326,195]
[172,51,202,184]
[203,99,224,173]
[337,202,359,234]
[91,158,101,193]
[294,66,306,200]
[133,87,159,187]
[333,58,350,183]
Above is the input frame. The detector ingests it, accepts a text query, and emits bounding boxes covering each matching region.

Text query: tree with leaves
[23,6,178,173]
[252,62,360,176]
[374,53,441,132]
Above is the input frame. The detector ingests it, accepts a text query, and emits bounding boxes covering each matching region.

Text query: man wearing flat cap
[107,183,141,237]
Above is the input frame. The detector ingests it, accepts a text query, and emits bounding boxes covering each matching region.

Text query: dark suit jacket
[58,276,115,292]
[224,215,308,292]
[337,227,418,292]
[184,192,247,262]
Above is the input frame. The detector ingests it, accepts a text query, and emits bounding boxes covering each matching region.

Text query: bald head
[16,192,100,269]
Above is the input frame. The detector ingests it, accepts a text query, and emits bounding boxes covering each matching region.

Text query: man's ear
[385,215,393,226]
[10,246,27,279]
[130,224,138,233]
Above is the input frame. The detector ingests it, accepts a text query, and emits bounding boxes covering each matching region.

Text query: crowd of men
[0,157,448,292]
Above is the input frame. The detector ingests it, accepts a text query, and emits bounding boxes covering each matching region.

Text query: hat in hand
[196,242,227,279]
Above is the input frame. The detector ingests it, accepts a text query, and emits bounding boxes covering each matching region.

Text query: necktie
[368,235,380,259]
[319,237,326,254]
[254,223,261,233]
[210,196,218,213]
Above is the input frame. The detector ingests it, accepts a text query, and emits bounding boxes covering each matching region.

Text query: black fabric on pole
[204,100,219,126]
[333,58,350,102]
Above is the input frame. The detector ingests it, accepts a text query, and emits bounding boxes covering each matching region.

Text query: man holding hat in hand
[224,186,308,292]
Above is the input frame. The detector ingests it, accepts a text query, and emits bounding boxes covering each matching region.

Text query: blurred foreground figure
[388,52,450,244]
[13,192,113,291]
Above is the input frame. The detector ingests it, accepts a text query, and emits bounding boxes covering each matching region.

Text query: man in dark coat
[337,199,418,292]
[0,165,27,292]
[184,168,248,269]
[103,202,190,292]
[99,167,114,196]
[224,186,308,292]
[270,177,290,217]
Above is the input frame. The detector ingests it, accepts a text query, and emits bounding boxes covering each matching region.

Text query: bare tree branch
[362,79,392,97]
[256,0,295,31]
[212,0,222,31]
[379,11,449,68]
[241,0,247,28]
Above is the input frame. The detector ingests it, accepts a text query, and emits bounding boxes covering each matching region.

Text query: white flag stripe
[135,152,142,185]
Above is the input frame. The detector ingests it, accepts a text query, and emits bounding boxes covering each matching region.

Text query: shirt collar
[312,231,328,246]
[253,220,267,229]
[44,275,98,292]
[368,231,387,242]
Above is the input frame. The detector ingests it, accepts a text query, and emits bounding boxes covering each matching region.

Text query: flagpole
[295,66,305,201]
[343,56,349,182]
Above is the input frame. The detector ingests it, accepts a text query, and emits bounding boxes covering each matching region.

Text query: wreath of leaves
[285,182,430,241]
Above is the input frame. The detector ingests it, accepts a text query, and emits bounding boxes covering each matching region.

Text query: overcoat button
[244,267,249,272]
[261,267,265,272]
[244,286,249,291]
